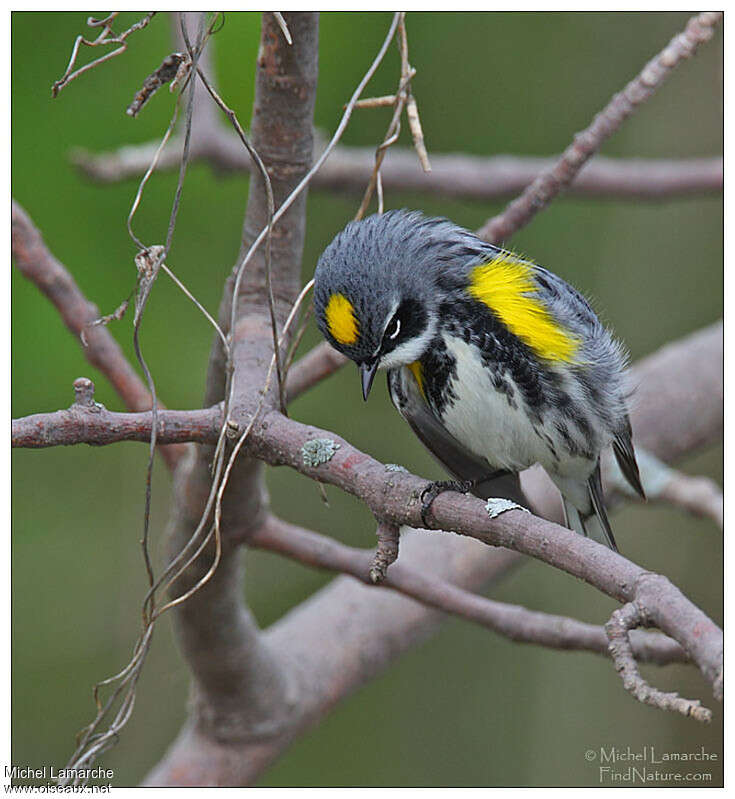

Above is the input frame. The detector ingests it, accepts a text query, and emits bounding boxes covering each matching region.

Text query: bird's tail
[561,463,619,552]
[562,498,617,551]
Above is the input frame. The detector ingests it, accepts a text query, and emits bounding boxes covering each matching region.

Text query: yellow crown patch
[468,255,580,363]
[325,292,359,345]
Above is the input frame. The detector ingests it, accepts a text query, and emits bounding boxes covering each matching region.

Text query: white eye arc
[387,317,401,340]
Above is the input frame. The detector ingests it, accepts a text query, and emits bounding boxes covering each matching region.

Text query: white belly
[439,334,591,479]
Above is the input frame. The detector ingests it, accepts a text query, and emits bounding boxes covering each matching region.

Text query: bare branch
[353,94,397,108]
[72,137,723,201]
[606,602,710,722]
[11,199,186,470]
[250,405,722,699]
[477,11,723,243]
[253,516,686,665]
[52,12,157,98]
[12,396,221,449]
[369,521,401,584]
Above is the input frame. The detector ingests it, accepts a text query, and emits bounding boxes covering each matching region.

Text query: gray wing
[612,416,646,500]
[387,368,523,503]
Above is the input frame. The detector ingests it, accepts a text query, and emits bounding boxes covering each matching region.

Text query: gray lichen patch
[301,438,341,467]
[485,498,529,519]
[384,463,408,473]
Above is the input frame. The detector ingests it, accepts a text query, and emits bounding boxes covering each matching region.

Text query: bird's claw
[420,479,476,526]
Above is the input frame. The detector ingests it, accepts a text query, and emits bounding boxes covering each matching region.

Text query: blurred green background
[12,11,722,788]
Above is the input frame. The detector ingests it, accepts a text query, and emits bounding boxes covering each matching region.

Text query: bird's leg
[420,479,476,526]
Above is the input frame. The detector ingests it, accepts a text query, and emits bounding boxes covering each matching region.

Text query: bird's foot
[420,479,476,526]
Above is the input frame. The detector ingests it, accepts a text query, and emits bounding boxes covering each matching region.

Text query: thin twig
[406,95,430,172]
[52,12,157,97]
[370,522,401,583]
[355,13,413,220]
[353,94,396,108]
[399,16,430,173]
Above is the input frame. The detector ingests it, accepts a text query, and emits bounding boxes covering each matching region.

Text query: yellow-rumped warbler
[313,210,645,550]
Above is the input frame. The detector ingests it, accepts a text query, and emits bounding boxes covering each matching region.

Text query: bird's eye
[386,316,401,340]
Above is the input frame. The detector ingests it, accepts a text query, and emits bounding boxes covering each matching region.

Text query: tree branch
[11,199,186,470]
[12,394,221,449]
[73,137,722,201]
[250,410,722,698]
[159,10,321,770]
[478,11,722,243]
[253,515,687,666]
[606,602,709,722]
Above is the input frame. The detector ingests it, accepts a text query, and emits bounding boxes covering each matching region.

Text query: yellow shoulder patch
[325,292,359,345]
[407,360,425,397]
[468,254,579,363]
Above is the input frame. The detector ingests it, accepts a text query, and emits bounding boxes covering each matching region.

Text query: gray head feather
[313,209,489,361]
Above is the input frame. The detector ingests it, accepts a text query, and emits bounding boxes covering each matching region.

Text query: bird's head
[313,210,448,400]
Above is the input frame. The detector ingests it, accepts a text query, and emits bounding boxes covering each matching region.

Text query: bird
[312,209,645,551]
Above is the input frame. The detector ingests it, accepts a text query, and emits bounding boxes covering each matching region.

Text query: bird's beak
[359,360,379,401]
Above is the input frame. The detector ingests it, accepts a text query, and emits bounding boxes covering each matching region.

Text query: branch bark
[73,137,722,201]
[12,399,221,448]
[11,199,185,470]
[249,412,722,697]
[253,515,686,666]
[159,10,321,772]
[606,601,709,722]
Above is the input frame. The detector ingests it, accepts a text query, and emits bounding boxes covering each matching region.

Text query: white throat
[378,315,437,370]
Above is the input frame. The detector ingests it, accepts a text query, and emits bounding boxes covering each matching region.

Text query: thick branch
[12,401,221,448]
[253,515,686,666]
[161,10,320,768]
[250,417,722,693]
